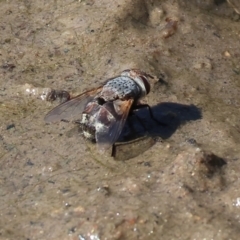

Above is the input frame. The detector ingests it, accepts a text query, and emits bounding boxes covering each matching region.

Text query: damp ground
[1,1,240,239]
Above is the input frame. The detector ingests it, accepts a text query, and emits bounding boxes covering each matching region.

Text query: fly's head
[121,69,155,98]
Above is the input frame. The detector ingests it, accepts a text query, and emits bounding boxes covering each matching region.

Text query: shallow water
[1,0,240,239]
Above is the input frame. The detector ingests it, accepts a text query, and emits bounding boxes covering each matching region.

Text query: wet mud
[1,0,240,239]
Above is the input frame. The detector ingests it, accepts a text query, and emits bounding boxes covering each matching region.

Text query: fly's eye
[140,76,151,94]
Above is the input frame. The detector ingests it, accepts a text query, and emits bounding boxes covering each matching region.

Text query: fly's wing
[95,98,134,150]
[44,87,103,123]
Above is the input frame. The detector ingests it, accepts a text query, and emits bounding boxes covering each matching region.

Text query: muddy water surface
[1,0,240,239]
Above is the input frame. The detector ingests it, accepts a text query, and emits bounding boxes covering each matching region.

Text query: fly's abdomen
[80,112,94,140]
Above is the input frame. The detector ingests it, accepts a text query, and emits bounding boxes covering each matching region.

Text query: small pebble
[149,7,164,27]
[186,138,197,145]
[224,51,231,57]
[6,124,15,130]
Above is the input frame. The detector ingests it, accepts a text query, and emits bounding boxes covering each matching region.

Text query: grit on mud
[0,1,240,239]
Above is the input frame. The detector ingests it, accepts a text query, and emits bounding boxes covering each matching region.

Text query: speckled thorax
[100,76,142,101]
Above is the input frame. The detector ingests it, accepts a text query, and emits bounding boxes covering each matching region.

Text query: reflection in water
[113,135,156,161]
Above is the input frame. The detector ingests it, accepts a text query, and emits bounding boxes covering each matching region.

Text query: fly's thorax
[121,69,151,98]
[101,76,142,101]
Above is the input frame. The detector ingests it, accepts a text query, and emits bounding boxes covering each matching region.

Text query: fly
[44,69,159,151]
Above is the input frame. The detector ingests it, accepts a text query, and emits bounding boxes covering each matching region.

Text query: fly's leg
[132,104,168,126]
[121,114,147,141]
[130,113,148,130]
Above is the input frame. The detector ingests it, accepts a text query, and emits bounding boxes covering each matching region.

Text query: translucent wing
[95,98,134,150]
[44,87,103,123]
